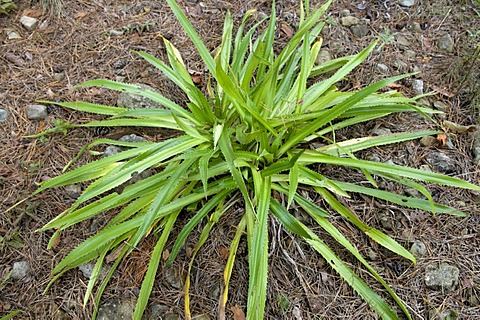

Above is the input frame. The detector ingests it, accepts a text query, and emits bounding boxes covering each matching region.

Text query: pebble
[316,49,332,65]
[148,303,169,319]
[372,127,392,136]
[7,30,21,40]
[164,264,183,289]
[65,184,82,199]
[365,247,379,260]
[339,9,350,17]
[473,129,480,164]
[97,299,135,320]
[412,79,424,95]
[425,263,459,292]
[20,16,39,31]
[104,145,122,157]
[420,135,438,147]
[351,24,369,38]
[376,63,389,73]
[0,108,8,123]
[119,134,147,143]
[53,73,64,81]
[438,34,454,52]
[109,29,124,36]
[12,260,31,280]
[410,240,427,258]
[427,151,456,173]
[340,16,360,27]
[399,0,415,7]
[26,104,48,120]
[117,83,165,109]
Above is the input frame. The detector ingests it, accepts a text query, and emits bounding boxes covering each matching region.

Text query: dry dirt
[1,0,480,319]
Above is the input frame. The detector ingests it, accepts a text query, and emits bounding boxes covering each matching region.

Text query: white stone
[26,105,48,120]
[0,108,8,123]
[20,16,39,31]
[412,79,424,95]
[12,260,30,280]
[399,0,415,7]
[7,30,21,40]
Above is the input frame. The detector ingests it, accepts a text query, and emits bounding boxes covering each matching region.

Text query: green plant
[0,0,16,14]
[13,0,480,319]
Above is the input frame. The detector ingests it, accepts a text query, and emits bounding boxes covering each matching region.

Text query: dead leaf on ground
[442,120,477,134]
[162,248,170,261]
[431,84,455,98]
[4,53,25,67]
[280,22,294,37]
[75,11,88,20]
[230,305,246,320]
[219,246,229,260]
[188,69,202,86]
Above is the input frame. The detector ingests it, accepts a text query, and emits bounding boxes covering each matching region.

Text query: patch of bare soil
[1,0,479,319]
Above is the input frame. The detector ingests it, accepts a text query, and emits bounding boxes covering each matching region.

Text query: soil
[1,0,479,319]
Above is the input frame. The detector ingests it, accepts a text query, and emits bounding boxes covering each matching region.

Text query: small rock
[97,299,135,320]
[53,73,64,81]
[425,263,459,292]
[350,24,369,38]
[438,34,454,52]
[315,49,332,65]
[26,105,48,120]
[365,247,379,260]
[164,314,181,320]
[428,309,458,320]
[372,127,392,136]
[79,263,107,281]
[412,79,424,95]
[164,264,183,289]
[12,260,30,280]
[473,129,480,164]
[405,50,416,59]
[65,184,82,199]
[104,145,122,157]
[368,155,381,162]
[20,16,39,31]
[117,84,165,109]
[376,63,389,73]
[119,134,147,143]
[109,29,124,36]
[339,9,350,17]
[433,101,449,112]
[408,22,422,32]
[410,240,427,258]
[427,151,456,173]
[377,210,394,230]
[420,136,438,147]
[399,0,415,7]
[0,108,8,123]
[340,16,360,27]
[79,263,95,279]
[7,30,22,40]
[329,41,345,54]
[148,303,169,319]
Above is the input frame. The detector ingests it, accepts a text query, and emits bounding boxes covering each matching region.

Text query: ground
[1,0,479,319]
